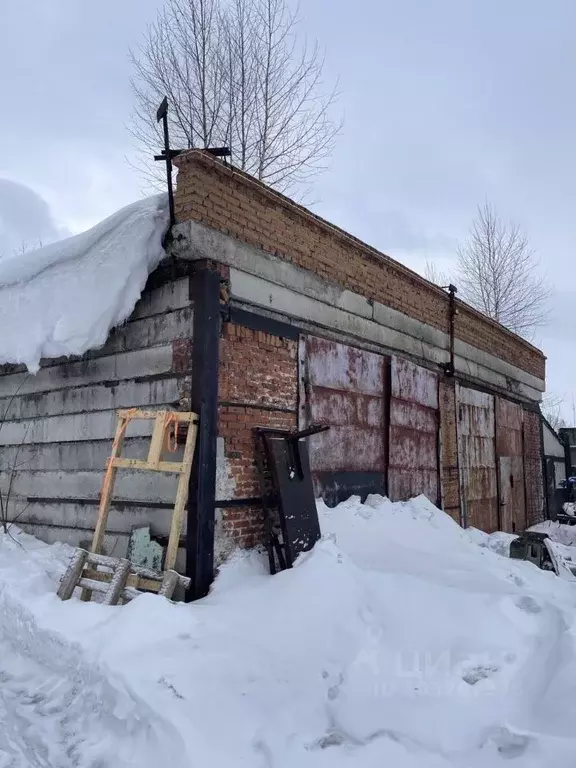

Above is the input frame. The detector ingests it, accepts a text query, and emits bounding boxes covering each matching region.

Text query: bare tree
[541,392,567,432]
[0,240,43,264]
[129,0,340,197]
[423,260,448,287]
[455,202,551,338]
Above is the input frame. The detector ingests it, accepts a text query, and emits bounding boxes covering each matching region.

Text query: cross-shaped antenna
[154,96,232,229]
[156,96,176,227]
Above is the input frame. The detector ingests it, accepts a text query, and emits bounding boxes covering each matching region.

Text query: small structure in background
[559,427,576,477]
[543,420,570,521]
[510,530,576,581]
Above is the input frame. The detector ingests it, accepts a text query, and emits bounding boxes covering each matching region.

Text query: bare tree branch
[423,260,449,287]
[129,0,341,198]
[455,202,552,339]
[541,392,567,432]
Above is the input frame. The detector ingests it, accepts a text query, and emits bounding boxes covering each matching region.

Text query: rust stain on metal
[306,337,384,395]
[303,337,387,474]
[496,398,526,533]
[388,357,439,504]
[438,379,460,520]
[456,385,498,532]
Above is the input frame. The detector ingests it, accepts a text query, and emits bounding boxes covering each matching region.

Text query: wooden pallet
[58,549,190,604]
[91,409,198,572]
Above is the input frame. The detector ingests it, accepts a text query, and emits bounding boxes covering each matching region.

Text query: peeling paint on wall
[214,509,239,566]
[215,436,237,502]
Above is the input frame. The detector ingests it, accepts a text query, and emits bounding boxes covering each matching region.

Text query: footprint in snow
[483,726,532,759]
[515,595,542,614]
[461,664,499,686]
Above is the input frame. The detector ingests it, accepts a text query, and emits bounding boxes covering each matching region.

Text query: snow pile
[0,193,169,372]
[465,526,519,557]
[531,519,576,546]
[4,498,576,766]
[561,501,576,516]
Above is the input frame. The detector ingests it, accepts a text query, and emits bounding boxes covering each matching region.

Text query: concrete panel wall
[188,241,545,402]
[0,276,193,555]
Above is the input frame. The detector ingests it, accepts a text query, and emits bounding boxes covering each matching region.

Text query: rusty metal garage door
[300,336,387,505]
[456,385,498,531]
[496,398,526,533]
[388,357,439,504]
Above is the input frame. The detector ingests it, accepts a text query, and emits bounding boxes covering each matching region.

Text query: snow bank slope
[0,193,169,372]
[4,497,576,767]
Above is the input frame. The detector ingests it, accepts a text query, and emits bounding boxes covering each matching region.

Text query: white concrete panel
[2,468,179,504]
[131,277,191,320]
[90,307,192,358]
[10,499,180,537]
[18,524,130,556]
[0,409,167,446]
[0,437,153,472]
[0,377,182,421]
[0,345,175,398]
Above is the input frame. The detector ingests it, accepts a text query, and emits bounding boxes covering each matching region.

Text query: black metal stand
[254,425,329,573]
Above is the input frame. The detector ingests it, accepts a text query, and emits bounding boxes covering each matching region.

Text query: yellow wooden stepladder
[92,408,198,570]
[58,408,198,604]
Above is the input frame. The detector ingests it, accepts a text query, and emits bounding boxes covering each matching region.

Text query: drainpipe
[442,284,458,377]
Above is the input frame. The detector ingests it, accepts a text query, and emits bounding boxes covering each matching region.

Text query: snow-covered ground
[2,496,576,766]
[0,194,168,372]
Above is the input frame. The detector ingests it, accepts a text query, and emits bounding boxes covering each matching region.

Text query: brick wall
[173,150,545,381]
[523,409,545,527]
[214,318,545,549]
[217,322,298,548]
[439,379,460,523]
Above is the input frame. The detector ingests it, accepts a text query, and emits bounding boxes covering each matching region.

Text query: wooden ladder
[91,409,198,572]
[58,549,191,604]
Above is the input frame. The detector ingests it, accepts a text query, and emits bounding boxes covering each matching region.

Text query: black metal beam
[187,261,221,600]
[227,307,300,340]
[214,497,263,508]
[27,496,174,510]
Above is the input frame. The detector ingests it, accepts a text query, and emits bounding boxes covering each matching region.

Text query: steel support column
[187,261,221,600]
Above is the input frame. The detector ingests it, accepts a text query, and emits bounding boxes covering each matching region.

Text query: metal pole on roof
[154,96,231,230]
[156,97,176,228]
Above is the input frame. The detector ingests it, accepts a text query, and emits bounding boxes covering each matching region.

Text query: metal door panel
[456,385,498,531]
[496,398,526,533]
[302,336,388,502]
[388,357,439,503]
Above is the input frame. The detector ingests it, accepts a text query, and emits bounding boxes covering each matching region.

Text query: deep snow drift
[0,194,169,372]
[3,497,576,766]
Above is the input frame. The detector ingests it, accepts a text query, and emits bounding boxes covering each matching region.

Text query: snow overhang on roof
[0,193,169,373]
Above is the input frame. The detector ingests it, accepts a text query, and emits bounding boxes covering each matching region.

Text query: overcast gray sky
[1,0,574,417]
